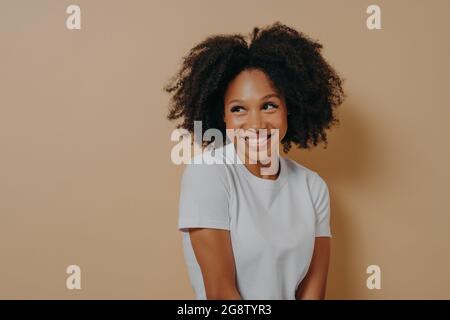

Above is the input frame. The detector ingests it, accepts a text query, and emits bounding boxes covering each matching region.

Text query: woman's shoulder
[181,148,230,191]
[283,156,327,186]
[283,156,317,176]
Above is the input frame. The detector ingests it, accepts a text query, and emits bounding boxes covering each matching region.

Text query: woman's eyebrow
[261,93,280,100]
[227,98,244,104]
[227,93,280,105]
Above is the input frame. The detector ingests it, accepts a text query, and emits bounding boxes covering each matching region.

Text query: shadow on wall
[286,100,379,299]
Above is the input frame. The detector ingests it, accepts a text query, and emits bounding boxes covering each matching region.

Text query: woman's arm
[189,228,242,300]
[295,237,331,300]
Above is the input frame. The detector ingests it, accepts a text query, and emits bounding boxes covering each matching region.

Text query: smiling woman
[165,22,346,300]
[223,68,288,177]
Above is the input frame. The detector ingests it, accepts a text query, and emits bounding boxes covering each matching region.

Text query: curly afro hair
[164,22,346,153]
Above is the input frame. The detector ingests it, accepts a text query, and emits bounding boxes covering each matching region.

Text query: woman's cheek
[227,116,246,128]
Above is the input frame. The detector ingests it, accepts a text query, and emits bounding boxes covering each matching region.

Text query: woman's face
[223,68,288,164]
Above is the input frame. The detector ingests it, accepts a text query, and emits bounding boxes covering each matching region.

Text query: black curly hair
[164,22,345,153]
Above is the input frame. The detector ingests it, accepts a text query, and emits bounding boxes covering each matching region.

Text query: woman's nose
[246,110,265,131]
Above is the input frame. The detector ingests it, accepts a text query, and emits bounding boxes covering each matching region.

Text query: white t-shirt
[177,142,332,300]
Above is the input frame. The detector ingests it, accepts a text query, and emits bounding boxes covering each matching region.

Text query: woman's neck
[242,157,281,180]
[232,142,281,180]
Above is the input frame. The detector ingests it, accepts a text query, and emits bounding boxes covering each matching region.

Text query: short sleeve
[310,173,332,238]
[177,162,231,232]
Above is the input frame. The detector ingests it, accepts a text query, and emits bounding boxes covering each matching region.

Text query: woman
[165,22,345,300]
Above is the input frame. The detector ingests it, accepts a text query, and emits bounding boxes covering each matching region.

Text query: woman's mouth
[243,134,272,147]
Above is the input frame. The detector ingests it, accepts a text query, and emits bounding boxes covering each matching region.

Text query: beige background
[1,0,449,299]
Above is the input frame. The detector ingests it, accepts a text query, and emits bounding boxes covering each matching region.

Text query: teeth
[242,134,271,143]
[246,135,271,143]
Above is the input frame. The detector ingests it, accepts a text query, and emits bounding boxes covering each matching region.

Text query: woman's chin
[235,137,279,164]
[246,148,276,165]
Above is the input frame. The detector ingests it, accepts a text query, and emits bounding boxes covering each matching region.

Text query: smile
[243,134,272,146]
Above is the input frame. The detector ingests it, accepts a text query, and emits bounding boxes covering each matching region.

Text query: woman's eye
[263,102,278,110]
[230,106,245,113]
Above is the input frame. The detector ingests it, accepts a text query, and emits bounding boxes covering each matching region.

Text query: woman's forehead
[224,69,279,103]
